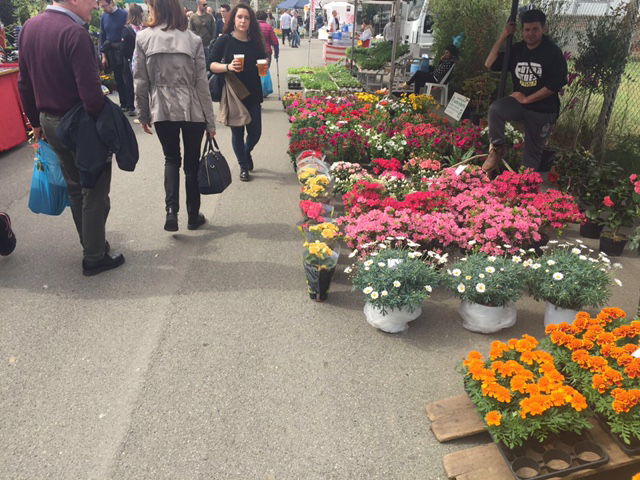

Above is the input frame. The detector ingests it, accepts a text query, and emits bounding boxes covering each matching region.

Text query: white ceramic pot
[363,302,422,333]
[458,301,517,334]
[544,303,579,327]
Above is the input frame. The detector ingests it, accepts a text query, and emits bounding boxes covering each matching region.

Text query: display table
[0,64,28,152]
[323,42,349,64]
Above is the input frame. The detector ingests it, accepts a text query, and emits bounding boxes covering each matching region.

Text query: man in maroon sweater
[18,0,125,276]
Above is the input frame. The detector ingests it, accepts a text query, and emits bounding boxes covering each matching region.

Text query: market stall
[0,64,28,152]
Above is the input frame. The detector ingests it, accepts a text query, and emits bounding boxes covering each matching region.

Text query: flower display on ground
[545,307,640,446]
[462,335,591,449]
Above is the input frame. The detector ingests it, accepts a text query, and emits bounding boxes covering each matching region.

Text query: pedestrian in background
[279,9,291,46]
[99,0,134,114]
[189,0,217,54]
[257,10,279,67]
[217,4,231,37]
[122,3,144,116]
[209,4,266,182]
[135,0,216,232]
[18,0,125,275]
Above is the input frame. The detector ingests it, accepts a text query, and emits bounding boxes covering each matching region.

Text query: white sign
[444,92,470,122]
[632,347,640,359]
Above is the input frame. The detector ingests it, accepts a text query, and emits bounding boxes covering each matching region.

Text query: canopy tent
[277,0,310,9]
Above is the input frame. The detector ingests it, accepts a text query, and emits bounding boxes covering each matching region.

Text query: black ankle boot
[164,208,178,231]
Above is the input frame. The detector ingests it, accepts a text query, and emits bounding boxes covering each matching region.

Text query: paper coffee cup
[234,54,245,72]
[257,59,268,77]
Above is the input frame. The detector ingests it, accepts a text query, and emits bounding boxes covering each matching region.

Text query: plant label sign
[444,93,470,122]
[632,347,640,359]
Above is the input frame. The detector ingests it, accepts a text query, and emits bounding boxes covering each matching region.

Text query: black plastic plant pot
[599,235,627,257]
[538,149,556,173]
[493,430,609,480]
[579,220,604,239]
[597,415,640,455]
[304,262,336,302]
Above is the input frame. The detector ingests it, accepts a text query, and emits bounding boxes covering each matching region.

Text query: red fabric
[258,20,279,57]
[0,67,28,151]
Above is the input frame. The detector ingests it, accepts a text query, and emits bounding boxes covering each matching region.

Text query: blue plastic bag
[261,70,273,97]
[28,140,69,216]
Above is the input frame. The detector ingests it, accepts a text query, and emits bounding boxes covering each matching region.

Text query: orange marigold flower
[482,382,512,403]
[587,356,609,373]
[549,388,567,407]
[545,324,559,335]
[595,332,616,347]
[515,334,539,353]
[611,388,640,414]
[625,359,640,379]
[568,338,585,351]
[520,394,550,418]
[600,307,626,321]
[603,366,624,386]
[584,326,604,342]
[485,410,502,426]
[630,320,640,336]
[520,350,535,365]
[571,349,590,367]
[623,344,639,354]
[489,341,510,360]
[612,325,633,338]
[617,354,634,368]
[592,374,609,394]
[507,338,518,349]
[567,388,588,411]
[524,383,541,396]
[532,351,554,366]
[510,375,530,394]
[572,312,591,332]
[466,351,483,361]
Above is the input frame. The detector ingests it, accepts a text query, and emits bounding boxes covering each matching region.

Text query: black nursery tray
[597,415,640,456]
[494,431,609,480]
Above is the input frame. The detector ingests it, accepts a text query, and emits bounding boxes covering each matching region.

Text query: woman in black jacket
[209,4,266,182]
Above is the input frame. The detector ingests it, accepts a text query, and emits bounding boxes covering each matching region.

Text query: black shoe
[247,154,254,171]
[164,208,178,231]
[0,212,16,256]
[187,213,206,230]
[82,253,125,276]
[127,109,136,117]
[239,169,250,182]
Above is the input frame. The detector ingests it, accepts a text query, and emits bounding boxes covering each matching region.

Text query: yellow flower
[304,241,333,258]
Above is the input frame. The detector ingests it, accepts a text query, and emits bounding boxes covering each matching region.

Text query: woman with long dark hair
[134,0,216,231]
[208,4,266,182]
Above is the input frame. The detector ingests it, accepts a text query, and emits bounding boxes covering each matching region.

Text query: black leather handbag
[198,134,232,195]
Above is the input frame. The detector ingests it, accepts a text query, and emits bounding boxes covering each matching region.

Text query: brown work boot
[482,144,506,174]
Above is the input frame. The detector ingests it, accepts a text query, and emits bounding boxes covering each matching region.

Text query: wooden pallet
[426,394,640,480]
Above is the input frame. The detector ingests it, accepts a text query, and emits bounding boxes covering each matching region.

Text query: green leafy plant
[461,72,499,115]
[599,173,640,240]
[347,42,409,70]
[445,252,526,307]
[526,242,617,311]
[351,248,440,314]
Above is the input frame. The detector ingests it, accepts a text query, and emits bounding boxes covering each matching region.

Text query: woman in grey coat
[134,0,216,232]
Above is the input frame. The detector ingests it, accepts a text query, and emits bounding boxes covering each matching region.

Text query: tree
[10,0,48,25]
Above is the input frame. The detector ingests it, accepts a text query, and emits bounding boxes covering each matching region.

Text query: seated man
[403,45,458,94]
[483,9,567,173]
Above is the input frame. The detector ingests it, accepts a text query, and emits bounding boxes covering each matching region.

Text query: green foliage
[10,0,47,24]
[351,248,440,314]
[526,244,613,310]
[430,0,509,91]
[347,42,409,70]
[445,253,526,307]
[461,72,499,114]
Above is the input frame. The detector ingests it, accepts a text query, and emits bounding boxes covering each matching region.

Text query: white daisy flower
[424,285,433,293]
[468,240,477,246]
[547,260,556,266]
[370,252,379,257]
[512,256,522,263]
[363,287,373,294]
[579,255,587,260]
[371,291,379,299]
[378,244,387,249]
[576,239,583,243]
[452,269,462,277]
[485,266,496,273]
[349,250,358,258]
[364,266,370,271]
[523,259,533,267]
[479,273,485,278]
[571,248,581,255]
[487,256,497,262]
[460,257,468,261]
[457,283,466,293]
[344,266,352,274]
[393,280,401,288]
[613,263,622,269]
[378,262,386,267]
[381,290,388,296]
[476,283,486,293]
[531,263,541,269]
[614,278,623,287]
[552,272,564,281]
[549,240,559,244]
[503,244,512,248]
[364,260,373,267]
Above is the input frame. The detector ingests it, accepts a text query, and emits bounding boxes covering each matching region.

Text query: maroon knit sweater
[18,9,104,127]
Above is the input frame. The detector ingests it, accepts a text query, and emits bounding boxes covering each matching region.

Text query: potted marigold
[446,252,526,333]
[526,241,621,326]
[303,241,339,302]
[462,334,592,452]
[351,247,441,333]
[545,307,640,453]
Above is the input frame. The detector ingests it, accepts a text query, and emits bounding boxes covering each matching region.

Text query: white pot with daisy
[446,253,526,333]
[351,247,442,333]
[526,241,622,327]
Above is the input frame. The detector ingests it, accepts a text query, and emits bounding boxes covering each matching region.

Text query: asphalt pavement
[1,39,639,480]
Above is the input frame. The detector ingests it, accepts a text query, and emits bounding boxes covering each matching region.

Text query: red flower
[603,196,615,207]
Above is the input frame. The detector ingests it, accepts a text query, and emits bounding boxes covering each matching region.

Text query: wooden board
[425,395,485,442]
[444,422,640,480]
